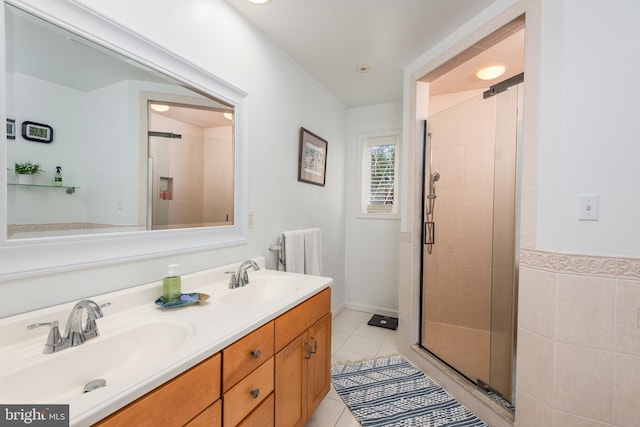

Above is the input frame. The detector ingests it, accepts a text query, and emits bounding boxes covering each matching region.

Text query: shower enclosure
[420,78,523,406]
[147,102,234,230]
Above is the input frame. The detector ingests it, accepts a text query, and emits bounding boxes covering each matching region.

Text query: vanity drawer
[185,400,222,427]
[223,356,274,427]
[238,392,274,427]
[223,321,274,392]
[275,287,331,352]
[96,353,221,426]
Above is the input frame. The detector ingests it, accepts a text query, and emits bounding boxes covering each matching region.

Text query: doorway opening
[418,16,524,411]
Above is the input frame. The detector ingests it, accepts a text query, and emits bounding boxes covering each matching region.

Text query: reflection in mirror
[5,4,235,239]
[148,101,234,230]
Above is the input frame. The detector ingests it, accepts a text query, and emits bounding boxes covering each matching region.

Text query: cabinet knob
[250,389,260,399]
[251,349,261,359]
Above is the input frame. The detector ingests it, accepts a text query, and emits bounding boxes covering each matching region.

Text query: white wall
[1,0,347,317]
[536,0,640,258]
[345,102,402,315]
[8,73,90,223]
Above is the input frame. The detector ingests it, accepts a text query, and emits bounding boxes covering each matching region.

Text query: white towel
[303,228,322,276]
[279,230,305,274]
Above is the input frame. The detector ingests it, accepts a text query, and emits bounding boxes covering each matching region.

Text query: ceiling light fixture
[356,64,371,74]
[248,0,270,4]
[476,65,506,81]
[150,104,170,112]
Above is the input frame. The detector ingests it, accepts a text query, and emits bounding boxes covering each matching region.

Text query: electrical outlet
[248,210,255,229]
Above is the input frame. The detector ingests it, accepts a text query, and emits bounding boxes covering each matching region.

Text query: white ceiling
[226,0,502,107]
[10,1,524,113]
[224,0,505,107]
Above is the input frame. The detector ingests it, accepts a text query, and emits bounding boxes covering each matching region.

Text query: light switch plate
[578,194,599,221]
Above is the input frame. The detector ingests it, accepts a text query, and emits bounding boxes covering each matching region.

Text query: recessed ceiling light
[356,64,371,74]
[150,104,170,112]
[248,0,270,4]
[476,65,506,81]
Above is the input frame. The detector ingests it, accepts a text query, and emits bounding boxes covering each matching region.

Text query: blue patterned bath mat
[331,355,489,427]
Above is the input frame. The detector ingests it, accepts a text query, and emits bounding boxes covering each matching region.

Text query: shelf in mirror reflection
[8,183,78,194]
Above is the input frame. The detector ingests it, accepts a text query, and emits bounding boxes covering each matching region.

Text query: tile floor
[305,309,398,427]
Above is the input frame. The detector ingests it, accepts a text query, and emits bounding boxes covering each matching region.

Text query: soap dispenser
[54,166,62,187]
[162,264,182,303]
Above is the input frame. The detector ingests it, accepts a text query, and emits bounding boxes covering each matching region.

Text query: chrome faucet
[228,260,260,288]
[27,300,109,354]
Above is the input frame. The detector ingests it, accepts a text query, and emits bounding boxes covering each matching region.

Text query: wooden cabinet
[306,313,332,415]
[222,322,275,426]
[274,288,331,427]
[95,286,330,427]
[222,321,274,392]
[95,353,221,427]
[185,400,222,427]
[222,357,274,426]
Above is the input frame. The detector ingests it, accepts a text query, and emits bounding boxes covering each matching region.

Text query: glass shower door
[420,83,521,405]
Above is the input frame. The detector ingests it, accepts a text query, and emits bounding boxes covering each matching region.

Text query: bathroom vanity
[0,259,332,426]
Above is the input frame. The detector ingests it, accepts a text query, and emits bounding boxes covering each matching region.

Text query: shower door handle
[424,221,435,245]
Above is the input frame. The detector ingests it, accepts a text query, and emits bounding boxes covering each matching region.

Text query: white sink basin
[217,276,299,305]
[0,318,194,403]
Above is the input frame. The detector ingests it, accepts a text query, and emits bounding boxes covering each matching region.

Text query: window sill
[356,212,400,220]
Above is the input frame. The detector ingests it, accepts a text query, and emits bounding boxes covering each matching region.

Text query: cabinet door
[275,334,307,427]
[307,313,331,415]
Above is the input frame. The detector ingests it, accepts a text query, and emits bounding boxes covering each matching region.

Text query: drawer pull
[250,388,260,399]
[251,349,261,359]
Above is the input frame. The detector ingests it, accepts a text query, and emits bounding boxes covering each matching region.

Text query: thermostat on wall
[22,121,53,143]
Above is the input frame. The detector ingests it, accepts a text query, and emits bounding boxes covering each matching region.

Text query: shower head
[432,172,440,182]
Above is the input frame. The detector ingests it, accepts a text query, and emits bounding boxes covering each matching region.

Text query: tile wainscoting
[517,248,640,427]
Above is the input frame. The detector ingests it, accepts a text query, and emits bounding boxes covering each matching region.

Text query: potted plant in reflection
[14,161,44,185]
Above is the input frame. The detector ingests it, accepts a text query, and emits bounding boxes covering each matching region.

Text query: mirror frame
[0,0,249,279]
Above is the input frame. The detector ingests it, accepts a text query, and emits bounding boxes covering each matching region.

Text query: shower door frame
[418,79,523,405]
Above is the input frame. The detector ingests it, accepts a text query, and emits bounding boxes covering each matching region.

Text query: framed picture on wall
[298,127,328,186]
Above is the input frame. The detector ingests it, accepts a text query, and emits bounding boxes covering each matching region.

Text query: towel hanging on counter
[276,228,322,275]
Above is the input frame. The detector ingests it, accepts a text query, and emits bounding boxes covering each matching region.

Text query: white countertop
[0,258,333,426]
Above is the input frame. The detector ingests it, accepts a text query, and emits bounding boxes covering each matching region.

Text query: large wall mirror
[0,0,249,278]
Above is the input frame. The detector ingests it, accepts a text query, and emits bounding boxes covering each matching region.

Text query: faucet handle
[83,301,110,339]
[227,272,238,288]
[27,321,63,354]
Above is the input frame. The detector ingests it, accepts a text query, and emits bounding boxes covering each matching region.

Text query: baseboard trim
[344,302,398,317]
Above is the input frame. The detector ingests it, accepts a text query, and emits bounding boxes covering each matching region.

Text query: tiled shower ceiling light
[476,65,506,80]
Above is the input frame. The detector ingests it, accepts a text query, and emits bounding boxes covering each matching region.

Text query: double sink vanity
[0,258,333,426]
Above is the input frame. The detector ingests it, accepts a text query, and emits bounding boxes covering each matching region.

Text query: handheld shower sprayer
[428,172,440,199]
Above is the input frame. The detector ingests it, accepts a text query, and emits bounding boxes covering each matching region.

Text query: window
[361,133,400,217]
